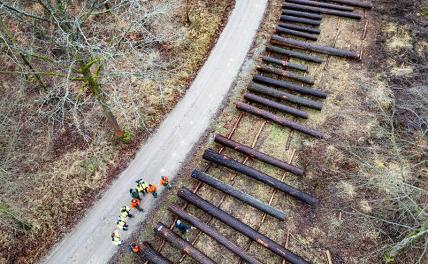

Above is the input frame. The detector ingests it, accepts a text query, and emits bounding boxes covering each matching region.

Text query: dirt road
[40,1,267,263]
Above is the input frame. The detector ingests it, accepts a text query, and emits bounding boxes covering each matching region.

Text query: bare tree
[0,0,182,140]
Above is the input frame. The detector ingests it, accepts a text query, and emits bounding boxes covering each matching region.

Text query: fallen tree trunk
[266,45,324,63]
[203,149,320,206]
[214,134,305,174]
[272,35,360,59]
[261,56,308,72]
[280,15,321,26]
[253,75,327,98]
[285,0,354,11]
[243,93,309,119]
[192,170,287,220]
[283,2,362,19]
[140,242,172,264]
[169,205,263,264]
[248,82,323,110]
[177,187,310,264]
[276,26,318,41]
[257,64,315,84]
[154,223,216,264]
[322,0,373,9]
[278,23,321,34]
[282,9,322,20]
[236,102,324,138]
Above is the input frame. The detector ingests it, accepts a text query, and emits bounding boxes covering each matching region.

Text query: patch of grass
[0,202,31,232]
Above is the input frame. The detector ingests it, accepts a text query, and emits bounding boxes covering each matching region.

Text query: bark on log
[322,0,373,9]
[248,82,323,110]
[285,0,355,11]
[272,35,360,59]
[203,149,320,206]
[282,9,322,20]
[154,223,216,264]
[266,45,324,63]
[192,170,286,220]
[214,134,305,174]
[280,15,321,26]
[276,26,318,41]
[278,23,321,34]
[177,187,310,264]
[236,102,324,139]
[243,93,309,119]
[253,75,327,98]
[257,64,315,84]
[140,242,172,264]
[169,205,263,264]
[283,2,362,19]
[261,56,308,72]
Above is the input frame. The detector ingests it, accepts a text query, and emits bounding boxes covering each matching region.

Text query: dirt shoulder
[111,0,427,264]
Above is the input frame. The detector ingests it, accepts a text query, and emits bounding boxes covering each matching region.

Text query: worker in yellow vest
[111,229,122,246]
[136,179,148,196]
[120,205,133,218]
[116,217,128,231]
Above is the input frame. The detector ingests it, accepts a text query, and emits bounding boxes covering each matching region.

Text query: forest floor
[0,1,234,263]
[112,0,427,263]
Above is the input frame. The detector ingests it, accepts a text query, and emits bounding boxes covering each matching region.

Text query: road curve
[41,1,268,263]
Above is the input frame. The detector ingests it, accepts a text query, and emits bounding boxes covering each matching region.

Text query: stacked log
[272,35,360,59]
[214,134,305,175]
[140,242,172,264]
[203,149,320,206]
[177,188,310,264]
[192,170,286,220]
[154,223,216,264]
[169,205,262,264]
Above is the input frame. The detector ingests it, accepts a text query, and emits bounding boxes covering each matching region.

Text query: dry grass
[0,1,233,263]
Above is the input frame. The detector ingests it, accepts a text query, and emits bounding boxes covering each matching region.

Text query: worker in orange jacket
[131,198,144,212]
[146,184,158,198]
[160,176,171,190]
[130,242,139,253]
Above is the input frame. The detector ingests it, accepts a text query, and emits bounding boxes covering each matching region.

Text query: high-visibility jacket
[131,199,140,209]
[120,211,129,218]
[136,185,144,193]
[147,184,157,193]
[160,176,169,186]
[120,206,131,218]
[132,245,139,253]
[117,219,127,229]
[137,182,148,192]
[112,230,121,245]
[112,236,121,245]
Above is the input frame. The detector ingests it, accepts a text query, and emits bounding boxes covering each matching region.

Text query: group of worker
[111,176,171,246]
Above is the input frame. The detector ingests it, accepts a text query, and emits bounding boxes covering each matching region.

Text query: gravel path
[40,1,268,263]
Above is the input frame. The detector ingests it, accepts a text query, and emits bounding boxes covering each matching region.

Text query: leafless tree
[0,0,182,140]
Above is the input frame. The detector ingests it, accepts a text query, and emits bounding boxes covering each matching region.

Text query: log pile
[146,0,373,263]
